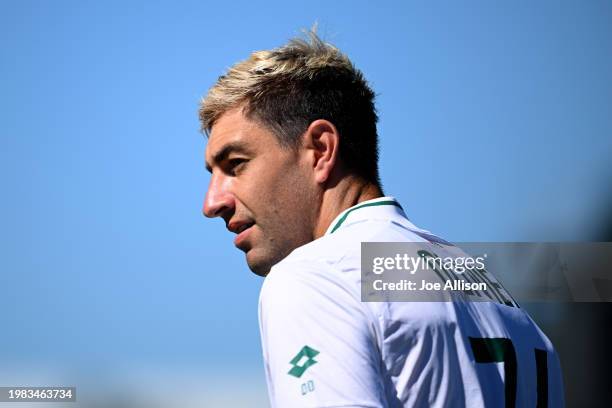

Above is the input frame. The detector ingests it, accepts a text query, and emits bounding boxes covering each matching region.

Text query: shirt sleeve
[258,260,388,408]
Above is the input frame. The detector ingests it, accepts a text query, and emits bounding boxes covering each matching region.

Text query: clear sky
[1,0,611,405]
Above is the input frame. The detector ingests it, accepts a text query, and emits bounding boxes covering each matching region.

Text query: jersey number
[469,337,548,408]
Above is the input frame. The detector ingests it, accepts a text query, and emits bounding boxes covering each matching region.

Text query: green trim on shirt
[329,200,403,234]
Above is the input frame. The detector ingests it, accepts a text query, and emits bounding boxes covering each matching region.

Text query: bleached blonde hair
[199,30,381,184]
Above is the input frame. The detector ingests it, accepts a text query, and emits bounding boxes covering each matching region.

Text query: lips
[233,223,254,248]
[227,220,255,249]
[228,220,255,234]
[235,222,253,233]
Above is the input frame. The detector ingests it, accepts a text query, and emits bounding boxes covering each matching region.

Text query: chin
[245,249,274,277]
[245,241,298,277]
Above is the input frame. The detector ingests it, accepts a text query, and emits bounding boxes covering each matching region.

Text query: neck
[313,177,383,239]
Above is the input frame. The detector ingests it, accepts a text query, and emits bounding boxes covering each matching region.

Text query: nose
[203,173,235,218]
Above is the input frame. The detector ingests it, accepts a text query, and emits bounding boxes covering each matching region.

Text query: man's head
[200,31,381,275]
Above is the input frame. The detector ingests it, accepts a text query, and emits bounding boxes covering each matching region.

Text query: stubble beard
[247,201,316,277]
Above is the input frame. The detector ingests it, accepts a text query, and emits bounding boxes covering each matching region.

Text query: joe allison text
[373,279,487,292]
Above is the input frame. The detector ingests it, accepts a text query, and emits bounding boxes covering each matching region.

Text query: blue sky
[1,0,611,404]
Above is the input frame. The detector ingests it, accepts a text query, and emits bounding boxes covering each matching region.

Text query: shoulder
[258,255,378,345]
[258,258,390,407]
[259,257,359,315]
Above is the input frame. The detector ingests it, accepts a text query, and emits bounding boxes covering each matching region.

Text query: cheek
[275,167,316,220]
[272,164,310,197]
[246,158,314,222]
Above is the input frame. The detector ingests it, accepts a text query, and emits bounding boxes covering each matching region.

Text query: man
[200,32,564,407]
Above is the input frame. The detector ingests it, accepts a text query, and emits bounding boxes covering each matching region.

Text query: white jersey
[258,197,564,407]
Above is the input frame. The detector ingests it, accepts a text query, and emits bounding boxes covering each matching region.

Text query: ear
[302,119,340,184]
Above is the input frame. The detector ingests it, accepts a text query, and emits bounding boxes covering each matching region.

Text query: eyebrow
[205,142,253,173]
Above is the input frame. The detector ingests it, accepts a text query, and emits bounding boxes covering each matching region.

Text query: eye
[227,158,248,175]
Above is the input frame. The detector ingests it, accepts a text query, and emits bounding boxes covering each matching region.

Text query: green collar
[328,199,403,234]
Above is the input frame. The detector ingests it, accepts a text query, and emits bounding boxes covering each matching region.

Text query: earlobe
[305,119,340,184]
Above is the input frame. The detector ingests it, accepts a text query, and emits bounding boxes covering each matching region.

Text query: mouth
[232,222,255,248]
[235,222,254,234]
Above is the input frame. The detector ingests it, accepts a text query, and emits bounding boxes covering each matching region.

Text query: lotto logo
[288,346,320,378]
